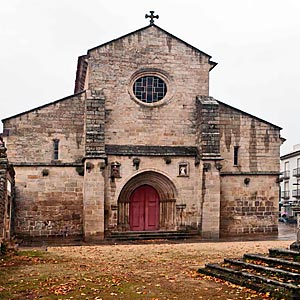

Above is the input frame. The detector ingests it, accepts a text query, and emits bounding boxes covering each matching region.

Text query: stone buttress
[197,96,222,239]
[83,90,106,241]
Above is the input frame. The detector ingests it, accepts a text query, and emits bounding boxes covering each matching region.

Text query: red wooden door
[129,185,159,231]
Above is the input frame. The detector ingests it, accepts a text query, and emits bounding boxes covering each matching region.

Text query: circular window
[133,76,167,103]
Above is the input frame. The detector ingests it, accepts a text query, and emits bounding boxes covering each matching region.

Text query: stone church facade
[1,21,283,242]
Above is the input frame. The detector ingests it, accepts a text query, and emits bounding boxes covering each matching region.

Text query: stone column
[0,139,7,240]
[83,90,106,241]
[0,137,15,241]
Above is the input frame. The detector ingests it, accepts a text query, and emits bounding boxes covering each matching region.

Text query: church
[1,13,283,243]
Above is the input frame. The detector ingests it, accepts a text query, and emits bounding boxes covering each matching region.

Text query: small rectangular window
[285,161,289,171]
[53,139,59,160]
[284,181,289,191]
[233,146,239,166]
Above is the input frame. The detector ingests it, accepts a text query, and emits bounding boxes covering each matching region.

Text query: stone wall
[218,102,281,173]
[218,102,281,237]
[2,93,86,240]
[13,166,83,240]
[3,92,86,164]
[220,175,279,236]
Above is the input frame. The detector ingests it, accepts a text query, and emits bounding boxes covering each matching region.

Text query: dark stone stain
[166,37,172,52]
[194,99,202,146]
[221,106,241,152]
[75,125,83,149]
[232,114,241,146]
[137,31,142,43]
[113,39,124,51]
[249,119,258,171]
[264,129,270,152]
[224,124,232,152]
[199,54,203,64]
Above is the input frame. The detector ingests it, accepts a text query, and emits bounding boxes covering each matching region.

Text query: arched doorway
[130,185,159,231]
[117,171,178,231]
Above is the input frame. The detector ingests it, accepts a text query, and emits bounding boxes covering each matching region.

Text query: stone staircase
[198,247,300,300]
[106,230,199,241]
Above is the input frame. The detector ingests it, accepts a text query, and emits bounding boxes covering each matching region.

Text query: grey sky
[1,0,299,155]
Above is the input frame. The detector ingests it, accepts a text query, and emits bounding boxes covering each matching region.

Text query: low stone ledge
[11,162,83,167]
[105,145,199,157]
[220,171,280,176]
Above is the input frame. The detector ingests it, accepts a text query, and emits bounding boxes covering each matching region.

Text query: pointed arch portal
[118,171,177,231]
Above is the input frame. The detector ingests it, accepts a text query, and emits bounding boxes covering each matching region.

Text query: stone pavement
[278,222,297,241]
[215,223,297,243]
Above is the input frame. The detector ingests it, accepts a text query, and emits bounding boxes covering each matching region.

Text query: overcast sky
[1,0,299,155]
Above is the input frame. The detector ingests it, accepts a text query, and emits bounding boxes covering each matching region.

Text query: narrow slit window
[53,139,59,160]
[233,146,239,166]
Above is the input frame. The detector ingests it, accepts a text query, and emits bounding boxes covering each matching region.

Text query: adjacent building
[280,144,300,218]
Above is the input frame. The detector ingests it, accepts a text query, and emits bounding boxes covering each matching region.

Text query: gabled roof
[217,99,282,130]
[1,91,85,123]
[197,95,282,130]
[74,24,217,93]
[88,24,216,61]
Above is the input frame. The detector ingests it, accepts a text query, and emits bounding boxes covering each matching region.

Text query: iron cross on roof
[145,11,159,24]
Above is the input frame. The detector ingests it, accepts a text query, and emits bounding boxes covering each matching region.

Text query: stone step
[198,247,300,299]
[269,248,300,261]
[244,253,300,272]
[224,258,300,280]
[106,231,198,241]
[199,263,300,300]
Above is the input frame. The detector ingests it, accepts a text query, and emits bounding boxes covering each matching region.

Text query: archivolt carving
[118,171,177,203]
